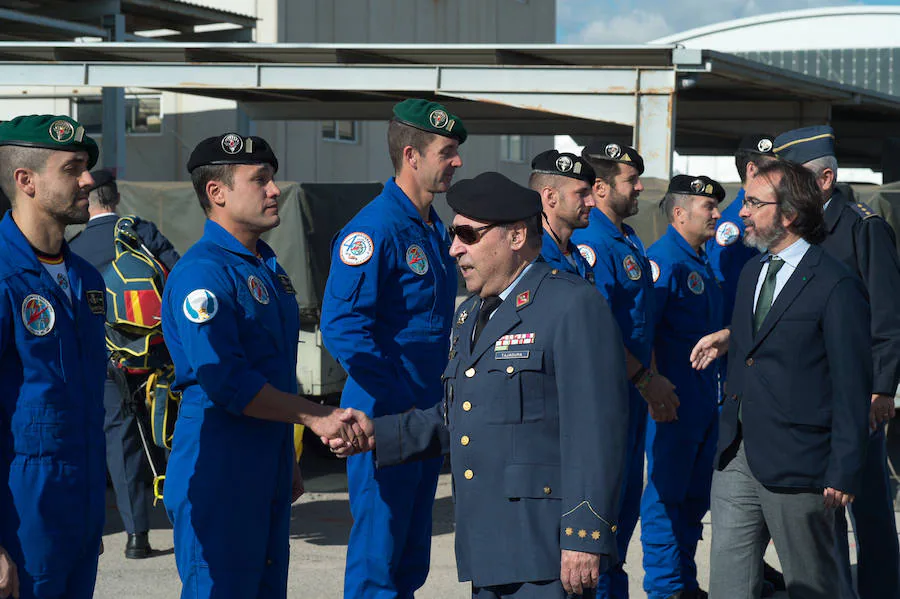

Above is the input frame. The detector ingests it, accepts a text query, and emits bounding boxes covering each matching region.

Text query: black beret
[667,174,726,202]
[88,168,116,193]
[581,140,645,175]
[530,150,595,185]
[187,133,279,173]
[736,133,776,156]
[447,172,541,223]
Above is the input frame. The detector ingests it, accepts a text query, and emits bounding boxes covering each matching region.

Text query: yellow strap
[153,475,165,505]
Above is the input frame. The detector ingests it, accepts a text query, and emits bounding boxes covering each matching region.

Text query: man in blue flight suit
[706,135,776,323]
[0,114,107,599]
[571,141,679,599]
[330,171,630,598]
[69,168,180,560]
[161,133,369,599]
[644,175,726,599]
[319,99,464,599]
[528,150,596,281]
[775,126,900,599]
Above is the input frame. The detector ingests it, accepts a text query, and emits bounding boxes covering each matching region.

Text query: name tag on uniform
[277,274,296,295]
[495,350,530,360]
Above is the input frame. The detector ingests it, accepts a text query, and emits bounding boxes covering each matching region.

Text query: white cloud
[558,0,863,44]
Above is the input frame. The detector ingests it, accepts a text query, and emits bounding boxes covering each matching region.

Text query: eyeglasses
[741,197,778,210]
[448,223,498,245]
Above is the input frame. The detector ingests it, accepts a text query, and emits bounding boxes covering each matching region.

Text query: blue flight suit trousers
[641,417,718,599]
[345,453,444,599]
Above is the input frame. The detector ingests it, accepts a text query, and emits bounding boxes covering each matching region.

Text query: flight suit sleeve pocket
[328,272,364,301]
[504,464,561,499]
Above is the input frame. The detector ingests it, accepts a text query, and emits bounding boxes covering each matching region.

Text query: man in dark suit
[774,126,900,599]
[689,159,872,599]
[69,169,179,559]
[330,171,630,598]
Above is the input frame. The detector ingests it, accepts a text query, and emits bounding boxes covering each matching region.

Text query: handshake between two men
[316,409,375,457]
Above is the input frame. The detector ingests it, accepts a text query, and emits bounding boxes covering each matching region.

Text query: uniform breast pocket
[486,350,545,424]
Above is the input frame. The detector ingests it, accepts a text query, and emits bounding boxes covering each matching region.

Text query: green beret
[0,115,99,169]
[392,99,467,144]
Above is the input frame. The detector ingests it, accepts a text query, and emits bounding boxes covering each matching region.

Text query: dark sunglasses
[448,223,498,245]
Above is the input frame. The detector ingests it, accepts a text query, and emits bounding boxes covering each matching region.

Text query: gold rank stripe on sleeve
[561,500,617,532]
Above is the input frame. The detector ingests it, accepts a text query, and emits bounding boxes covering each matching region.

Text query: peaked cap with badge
[667,174,726,203]
[736,133,776,157]
[392,98,467,144]
[448,171,541,223]
[187,133,279,173]
[774,125,835,165]
[582,140,645,175]
[0,114,99,169]
[530,149,596,185]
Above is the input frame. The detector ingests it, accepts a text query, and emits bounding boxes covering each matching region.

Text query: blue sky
[556,0,900,43]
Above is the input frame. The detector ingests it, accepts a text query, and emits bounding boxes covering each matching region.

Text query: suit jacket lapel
[735,258,763,351]
[751,246,820,349]
[824,192,843,233]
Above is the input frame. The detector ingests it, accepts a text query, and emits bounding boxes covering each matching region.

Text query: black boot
[125,532,151,559]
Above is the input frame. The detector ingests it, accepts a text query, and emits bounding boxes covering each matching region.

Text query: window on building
[71,94,163,136]
[500,134,524,163]
[322,120,358,143]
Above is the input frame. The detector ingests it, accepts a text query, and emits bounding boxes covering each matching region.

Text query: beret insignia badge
[221,133,244,155]
[605,143,622,159]
[690,179,705,194]
[555,155,573,172]
[757,138,773,153]
[429,109,449,129]
[49,120,75,143]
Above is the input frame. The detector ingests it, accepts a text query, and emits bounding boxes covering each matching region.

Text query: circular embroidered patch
[716,221,740,247]
[650,260,661,283]
[623,255,642,281]
[183,289,218,324]
[21,294,55,336]
[687,271,705,295]
[247,275,270,305]
[339,232,374,266]
[405,244,429,275]
[577,244,597,268]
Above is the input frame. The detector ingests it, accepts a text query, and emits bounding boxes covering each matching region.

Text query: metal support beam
[101,12,126,177]
[634,70,676,180]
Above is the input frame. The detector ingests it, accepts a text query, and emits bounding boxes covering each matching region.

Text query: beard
[743,217,787,252]
[610,188,639,219]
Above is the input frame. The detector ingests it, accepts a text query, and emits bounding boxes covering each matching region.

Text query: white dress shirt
[753,237,811,309]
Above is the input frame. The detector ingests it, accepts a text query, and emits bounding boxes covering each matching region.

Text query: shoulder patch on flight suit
[623,255,642,281]
[850,202,878,220]
[715,221,740,246]
[650,260,661,283]
[247,275,270,305]
[86,290,105,315]
[687,271,705,295]
[339,232,374,266]
[183,289,218,323]
[405,244,429,275]
[577,244,597,267]
[21,294,55,336]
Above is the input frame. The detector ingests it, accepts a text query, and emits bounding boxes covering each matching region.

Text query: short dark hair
[190,164,236,213]
[89,183,118,210]
[387,119,437,173]
[583,158,621,186]
[754,159,826,244]
[734,150,775,184]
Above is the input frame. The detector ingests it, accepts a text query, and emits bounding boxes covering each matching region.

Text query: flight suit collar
[591,208,625,241]
[385,177,442,228]
[202,219,275,261]
[0,210,63,275]
[665,224,708,266]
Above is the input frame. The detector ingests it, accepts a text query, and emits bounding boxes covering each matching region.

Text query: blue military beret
[773,125,835,165]
[581,140,645,175]
[530,149,595,185]
[736,133,776,156]
[447,172,541,223]
[187,133,279,173]
[668,174,726,202]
